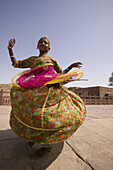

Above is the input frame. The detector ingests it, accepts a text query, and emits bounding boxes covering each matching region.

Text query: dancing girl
[8,37,86,156]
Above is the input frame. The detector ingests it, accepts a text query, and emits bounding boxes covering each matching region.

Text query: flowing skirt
[10,84,86,144]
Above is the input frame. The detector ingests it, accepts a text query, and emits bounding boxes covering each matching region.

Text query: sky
[0,0,113,88]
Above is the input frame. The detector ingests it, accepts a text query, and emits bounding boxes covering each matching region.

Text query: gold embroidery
[44,75,52,77]
[43,66,48,70]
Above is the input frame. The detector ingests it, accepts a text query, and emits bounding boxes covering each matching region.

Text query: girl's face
[38,38,50,52]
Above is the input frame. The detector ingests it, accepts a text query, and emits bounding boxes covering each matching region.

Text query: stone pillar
[0,89,3,105]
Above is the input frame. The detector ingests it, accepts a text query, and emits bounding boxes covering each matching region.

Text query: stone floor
[0,105,113,170]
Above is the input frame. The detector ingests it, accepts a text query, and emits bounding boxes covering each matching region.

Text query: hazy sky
[0,0,113,87]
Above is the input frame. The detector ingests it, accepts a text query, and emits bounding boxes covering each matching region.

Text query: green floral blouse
[13,56,63,73]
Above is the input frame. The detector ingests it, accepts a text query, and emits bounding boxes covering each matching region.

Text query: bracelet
[65,67,70,72]
[10,56,15,58]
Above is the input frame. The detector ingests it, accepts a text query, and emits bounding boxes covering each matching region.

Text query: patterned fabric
[13,56,62,73]
[17,65,59,88]
[10,55,87,144]
[14,65,82,89]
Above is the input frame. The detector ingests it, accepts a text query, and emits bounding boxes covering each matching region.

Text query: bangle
[65,67,70,72]
[10,56,15,58]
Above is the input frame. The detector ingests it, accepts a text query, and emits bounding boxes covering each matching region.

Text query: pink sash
[17,65,64,88]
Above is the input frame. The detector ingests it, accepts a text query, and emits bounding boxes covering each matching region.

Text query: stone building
[68,86,113,97]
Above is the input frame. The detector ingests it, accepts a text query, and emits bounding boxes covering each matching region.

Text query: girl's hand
[63,62,83,73]
[8,38,16,49]
[71,62,83,69]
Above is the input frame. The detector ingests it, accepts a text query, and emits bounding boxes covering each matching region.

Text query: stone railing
[79,95,113,105]
[0,89,11,105]
[0,89,113,105]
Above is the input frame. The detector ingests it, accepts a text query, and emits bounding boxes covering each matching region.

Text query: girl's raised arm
[7,38,32,68]
[8,38,17,66]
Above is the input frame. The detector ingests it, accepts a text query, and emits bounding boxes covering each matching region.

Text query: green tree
[109,72,113,86]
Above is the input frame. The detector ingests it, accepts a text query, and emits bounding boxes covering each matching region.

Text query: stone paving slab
[0,138,32,170]
[47,143,91,170]
[0,132,90,170]
[67,105,113,170]
[0,106,11,130]
[0,105,113,170]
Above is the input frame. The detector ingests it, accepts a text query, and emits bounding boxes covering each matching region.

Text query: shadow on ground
[0,129,64,170]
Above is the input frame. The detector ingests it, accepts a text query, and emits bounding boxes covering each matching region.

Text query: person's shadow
[0,129,64,170]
